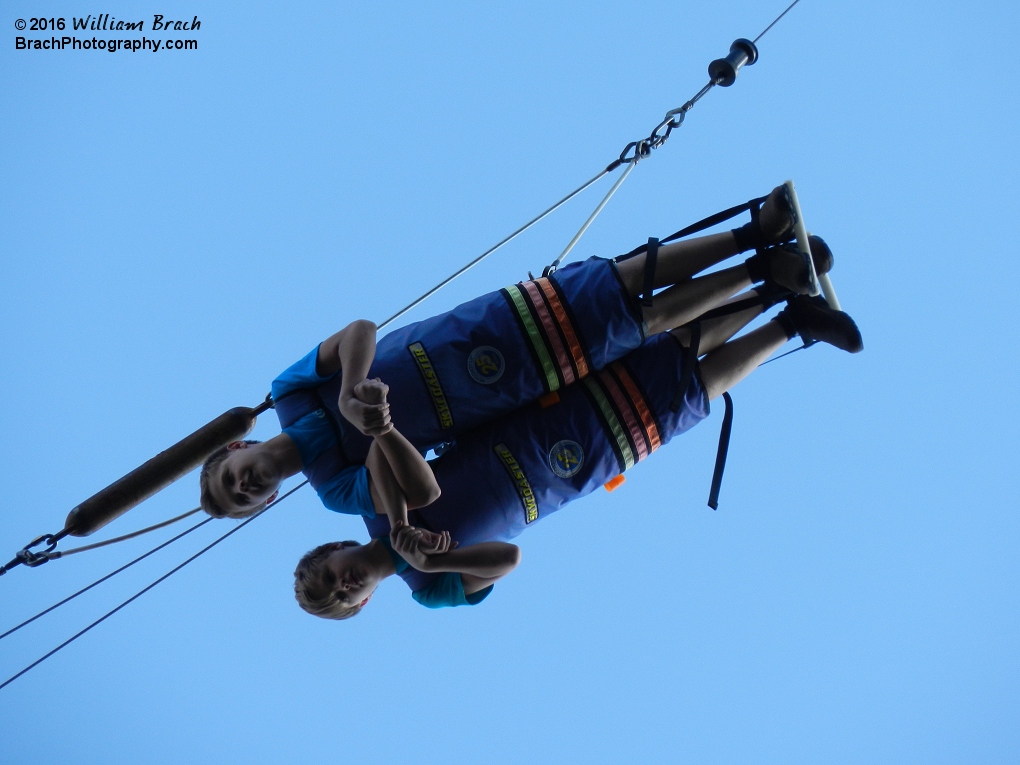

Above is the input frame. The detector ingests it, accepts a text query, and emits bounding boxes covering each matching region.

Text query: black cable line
[0,516,214,643]
[0,481,307,691]
[1,0,808,693]
[754,0,803,43]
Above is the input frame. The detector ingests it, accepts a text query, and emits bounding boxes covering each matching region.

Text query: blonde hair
[199,440,264,519]
[294,541,366,620]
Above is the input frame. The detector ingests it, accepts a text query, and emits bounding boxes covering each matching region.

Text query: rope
[52,508,203,558]
[376,167,612,331]
[0,480,308,691]
[545,161,637,274]
[0,515,214,643]
[0,0,809,691]
[760,342,810,365]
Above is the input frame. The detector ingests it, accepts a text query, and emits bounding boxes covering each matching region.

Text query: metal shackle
[62,406,260,537]
[708,38,759,87]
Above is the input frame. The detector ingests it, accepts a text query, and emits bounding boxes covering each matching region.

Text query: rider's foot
[745,234,834,294]
[776,295,863,353]
[732,185,796,253]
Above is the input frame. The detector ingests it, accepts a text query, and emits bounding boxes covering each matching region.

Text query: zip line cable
[754,0,802,43]
[377,168,612,330]
[0,481,308,691]
[1,0,806,691]
[0,514,213,643]
[378,0,804,326]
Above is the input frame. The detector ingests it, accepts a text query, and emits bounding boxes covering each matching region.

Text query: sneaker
[746,234,833,295]
[732,185,796,252]
[758,185,796,243]
[779,295,863,353]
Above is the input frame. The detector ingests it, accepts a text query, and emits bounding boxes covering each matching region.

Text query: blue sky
[2,1,1018,762]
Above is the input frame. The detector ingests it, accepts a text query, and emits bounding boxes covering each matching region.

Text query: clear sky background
[2,1,1018,762]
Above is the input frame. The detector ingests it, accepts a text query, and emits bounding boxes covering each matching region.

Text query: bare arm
[316,320,390,435]
[316,319,375,378]
[360,377,440,529]
[370,429,441,509]
[390,523,520,594]
[367,443,409,529]
[366,430,441,529]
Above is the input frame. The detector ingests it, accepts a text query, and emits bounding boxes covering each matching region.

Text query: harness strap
[617,195,769,262]
[670,322,701,414]
[669,287,790,508]
[641,237,659,307]
[707,392,734,509]
[668,324,731,510]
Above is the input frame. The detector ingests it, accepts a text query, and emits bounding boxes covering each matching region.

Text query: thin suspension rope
[0,0,807,692]
[545,0,804,276]
[760,342,810,365]
[53,508,204,559]
[0,480,308,691]
[377,168,611,330]
[0,514,214,643]
[754,0,802,43]
[4,0,810,578]
[546,161,637,274]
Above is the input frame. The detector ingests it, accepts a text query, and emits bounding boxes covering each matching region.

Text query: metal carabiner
[16,534,60,568]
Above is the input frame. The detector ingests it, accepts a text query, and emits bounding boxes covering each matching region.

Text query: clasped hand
[339,377,393,436]
[389,521,454,571]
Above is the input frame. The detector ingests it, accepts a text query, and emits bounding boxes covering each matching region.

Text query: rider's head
[293,541,377,620]
[200,440,282,519]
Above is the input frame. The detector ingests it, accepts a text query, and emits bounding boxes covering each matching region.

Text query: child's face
[320,546,382,607]
[209,442,283,515]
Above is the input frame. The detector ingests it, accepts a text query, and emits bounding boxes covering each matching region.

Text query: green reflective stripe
[505,284,560,391]
[583,377,635,470]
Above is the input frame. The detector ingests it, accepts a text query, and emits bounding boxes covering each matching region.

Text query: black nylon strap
[707,392,733,510]
[749,201,763,252]
[618,195,770,262]
[670,322,701,413]
[659,196,768,246]
[642,237,659,307]
[667,288,787,414]
[695,288,791,324]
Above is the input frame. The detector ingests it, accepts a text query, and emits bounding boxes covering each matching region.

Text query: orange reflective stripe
[537,277,589,378]
[521,280,575,385]
[598,369,649,462]
[612,363,661,452]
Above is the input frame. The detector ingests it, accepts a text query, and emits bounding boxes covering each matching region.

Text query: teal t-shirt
[379,537,493,609]
[274,347,375,517]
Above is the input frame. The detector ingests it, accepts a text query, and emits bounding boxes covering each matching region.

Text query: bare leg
[698,320,788,401]
[669,288,768,356]
[613,186,797,295]
[614,232,740,295]
[613,186,810,336]
[641,263,753,335]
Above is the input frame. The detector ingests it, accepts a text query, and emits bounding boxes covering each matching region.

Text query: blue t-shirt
[272,347,375,517]
[379,537,493,609]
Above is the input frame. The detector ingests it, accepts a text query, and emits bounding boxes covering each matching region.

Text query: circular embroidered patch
[467,346,505,384]
[548,440,584,478]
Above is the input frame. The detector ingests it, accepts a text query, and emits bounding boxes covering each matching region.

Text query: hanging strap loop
[641,237,660,307]
[671,322,702,414]
[708,392,734,509]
